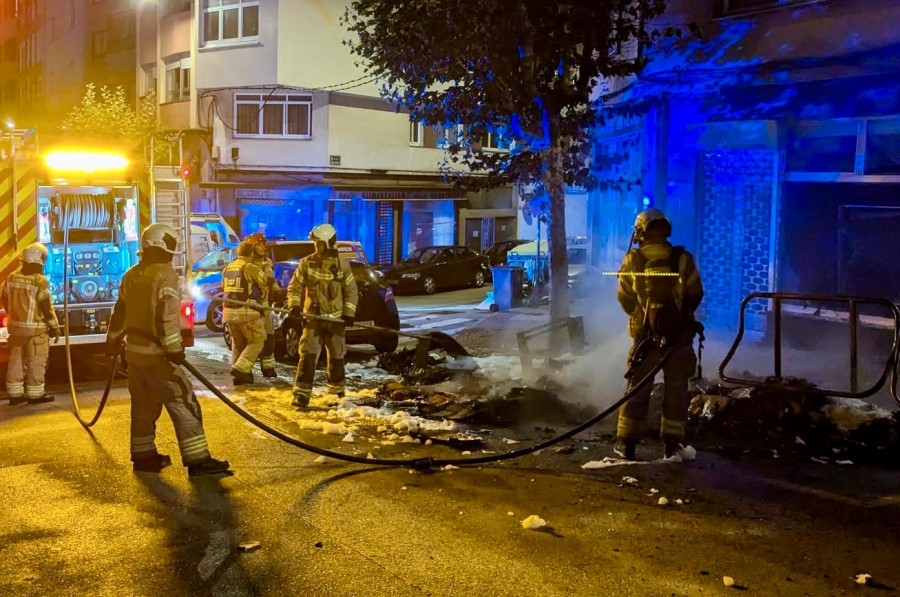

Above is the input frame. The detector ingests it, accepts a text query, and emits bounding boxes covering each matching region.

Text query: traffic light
[180,150,200,181]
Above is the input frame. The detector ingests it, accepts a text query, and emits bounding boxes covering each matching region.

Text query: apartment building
[2,0,136,135]
[139,0,518,264]
[591,0,900,332]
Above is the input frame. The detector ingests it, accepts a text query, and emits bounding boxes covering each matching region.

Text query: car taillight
[383,286,394,303]
[181,301,195,323]
[1,316,7,328]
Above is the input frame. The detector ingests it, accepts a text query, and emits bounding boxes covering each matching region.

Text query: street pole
[11,136,17,251]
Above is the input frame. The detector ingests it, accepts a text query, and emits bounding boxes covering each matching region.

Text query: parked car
[506,237,592,290]
[484,239,531,267]
[381,246,490,295]
[191,239,369,333]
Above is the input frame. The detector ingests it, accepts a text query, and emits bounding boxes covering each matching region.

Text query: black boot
[27,394,55,405]
[132,453,173,473]
[664,437,683,459]
[261,367,278,379]
[291,392,311,409]
[188,457,233,477]
[614,439,637,461]
[7,396,27,406]
[230,368,254,386]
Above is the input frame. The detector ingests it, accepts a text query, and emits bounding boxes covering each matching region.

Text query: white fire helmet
[22,242,49,265]
[633,208,672,242]
[309,223,337,248]
[141,223,179,254]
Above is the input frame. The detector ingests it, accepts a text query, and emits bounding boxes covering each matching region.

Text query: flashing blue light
[642,196,652,208]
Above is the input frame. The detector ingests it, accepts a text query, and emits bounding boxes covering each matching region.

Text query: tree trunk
[543,121,570,325]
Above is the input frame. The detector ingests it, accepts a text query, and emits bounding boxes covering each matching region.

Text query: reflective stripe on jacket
[107,261,183,356]
[287,249,358,319]
[222,257,267,323]
[0,270,60,337]
[617,242,704,340]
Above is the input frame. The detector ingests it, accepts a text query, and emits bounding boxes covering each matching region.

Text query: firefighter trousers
[126,351,211,465]
[258,312,277,372]
[293,324,346,403]
[5,332,50,399]
[617,339,696,441]
[229,317,266,374]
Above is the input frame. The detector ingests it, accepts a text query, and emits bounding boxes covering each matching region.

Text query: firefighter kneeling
[615,208,704,461]
[107,224,232,476]
[223,241,268,385]
[287,224,358,409]
[1,243,60,405]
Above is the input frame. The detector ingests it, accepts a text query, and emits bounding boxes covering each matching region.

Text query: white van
[190,213,240,263]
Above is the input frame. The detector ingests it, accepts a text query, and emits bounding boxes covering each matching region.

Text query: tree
[345,0,672,323]
[61,84,180,163]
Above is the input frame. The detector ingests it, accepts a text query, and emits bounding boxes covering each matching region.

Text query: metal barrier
[517,316,586,381]
[719,292,900,400]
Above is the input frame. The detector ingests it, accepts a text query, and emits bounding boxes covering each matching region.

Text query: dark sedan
[381,246,490,295]
[224,259,401,359]
[484,239,530,267]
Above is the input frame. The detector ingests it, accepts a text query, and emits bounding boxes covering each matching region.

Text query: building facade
[592,0,900,332]
[139,0,519,264]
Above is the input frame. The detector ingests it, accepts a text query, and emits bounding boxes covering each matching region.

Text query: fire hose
[61,200,114,428]
[179,298,677,469]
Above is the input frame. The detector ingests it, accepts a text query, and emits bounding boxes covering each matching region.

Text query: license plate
[0,328,7,341]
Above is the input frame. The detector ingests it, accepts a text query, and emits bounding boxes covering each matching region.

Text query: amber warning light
[44,151,129,173]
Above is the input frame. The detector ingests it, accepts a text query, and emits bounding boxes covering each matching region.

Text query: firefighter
[246,232,279,378]
[222,241,268,385]
[106,223,232,476]
[615,208,704,461]
[1,243,60,405]
[287,223,358,408]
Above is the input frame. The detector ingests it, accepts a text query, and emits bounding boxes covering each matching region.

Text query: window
[91,30,107,59]
[234,94,312,138]
[409,121,423,146]
[719,0,824,17]
[165,58,190,102]
[142,64,157,97]
[108,13,136,52]
[202,0,259,46]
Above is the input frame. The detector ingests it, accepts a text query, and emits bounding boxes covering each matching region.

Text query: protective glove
[289,306,304,321]
[342,315,355,327]
[105,337,123,357]
[166,351,186,365]
[47,327,60,340]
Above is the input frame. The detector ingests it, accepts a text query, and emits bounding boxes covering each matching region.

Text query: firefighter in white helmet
[1,243,60,405]
[615,208,704,461]
[287,223,358,408]
[106,223,232,476]
[222,241,268,385]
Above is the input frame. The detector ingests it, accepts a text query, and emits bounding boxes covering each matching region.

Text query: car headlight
[401,273,420,280]
[190,285,203,299]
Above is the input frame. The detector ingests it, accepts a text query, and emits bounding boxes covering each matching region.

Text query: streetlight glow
[44,151,130,173]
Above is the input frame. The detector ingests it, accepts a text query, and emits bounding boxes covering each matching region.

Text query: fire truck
[0,134,195,365]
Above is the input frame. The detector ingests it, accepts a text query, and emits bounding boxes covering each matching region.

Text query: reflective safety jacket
[617,241,704,341]
[0,268,60,337]
[107,261,183,356]
[222,257,267,323]
[252,253,278,301]
[287,249,358,321]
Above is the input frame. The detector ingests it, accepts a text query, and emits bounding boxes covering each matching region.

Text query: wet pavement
[2,334,900,596]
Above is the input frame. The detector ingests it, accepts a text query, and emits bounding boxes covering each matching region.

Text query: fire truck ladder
[148,137,192,277]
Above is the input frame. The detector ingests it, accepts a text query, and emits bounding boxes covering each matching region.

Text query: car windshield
[194,247,234,272]
[403,247,442,264]
[272,243,315,262]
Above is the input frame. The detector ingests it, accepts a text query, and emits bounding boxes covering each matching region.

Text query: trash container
[491,266,525,311]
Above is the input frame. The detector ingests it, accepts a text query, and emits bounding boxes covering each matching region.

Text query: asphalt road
[2,330,900,596]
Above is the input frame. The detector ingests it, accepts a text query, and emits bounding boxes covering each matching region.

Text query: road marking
[765,479,900,508]
[410,317,472,331]
[401,315,440,324]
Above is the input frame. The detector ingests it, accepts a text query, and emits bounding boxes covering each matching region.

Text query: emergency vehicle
[0,134,195,365]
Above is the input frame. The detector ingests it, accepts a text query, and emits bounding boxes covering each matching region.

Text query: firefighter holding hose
[1,243,60,405]
[222,241,268,385]
[615,208,704,461]
[245,232,279,379]
[106,224,232,476]
[287,224,358,409]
